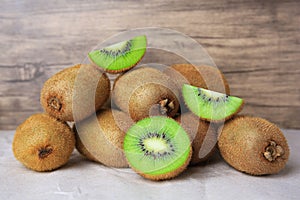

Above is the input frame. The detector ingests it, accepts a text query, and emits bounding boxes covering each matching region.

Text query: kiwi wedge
[164,64,230,94]
[182,84,244,122]
[175,113,217,165]
[75,109,133,168]
[124,116,192,181]
[112,67,180,121]
[40,64,110,122]
[88,35,147,73]
[218,116,290,175]
[12,113,75,172]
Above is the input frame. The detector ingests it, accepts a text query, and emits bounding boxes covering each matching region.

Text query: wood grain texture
[0,0,299,130]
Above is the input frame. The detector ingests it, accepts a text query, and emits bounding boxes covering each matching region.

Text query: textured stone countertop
[0,129,299,200]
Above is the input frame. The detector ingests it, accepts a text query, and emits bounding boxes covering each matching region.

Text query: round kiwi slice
[182,84,244,122]
[112,67,180,121]
[12,113,75,172]
[164,64,230,94]
[124,116,192,181]
[175,112,217,165]
[40,64,110,122]
[75,109,133,168]
[88,35,147,73]
[218,116,290,175]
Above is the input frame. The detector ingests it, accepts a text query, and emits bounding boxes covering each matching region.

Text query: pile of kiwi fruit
[12,35,289,181]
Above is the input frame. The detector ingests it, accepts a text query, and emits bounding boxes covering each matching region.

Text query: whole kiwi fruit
[175,112,217,165]
[74,108,133,168]
[40,64,110,122]
[112,67,180,121]
[218,115,290,175]
[164,64,230,95]
[12,113,75,172]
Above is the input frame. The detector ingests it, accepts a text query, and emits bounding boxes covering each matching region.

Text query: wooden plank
[0,0,299,129]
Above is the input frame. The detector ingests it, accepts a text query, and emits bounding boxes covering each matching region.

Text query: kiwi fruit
[164,64,230,94]
[74,129,98,162]
[123,116,192,181]
[74,109,133,168]
[175,113,217,165]
[12,113,75,172]
[182,84,244,122]
[218,116,290,175]
[88,35,147,73]
[112,67,180,121]
[40,64,110,122]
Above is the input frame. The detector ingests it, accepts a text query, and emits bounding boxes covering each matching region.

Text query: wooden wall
[1,0,299,130]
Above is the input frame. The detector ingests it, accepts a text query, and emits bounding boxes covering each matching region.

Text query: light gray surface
[1,129,299,200]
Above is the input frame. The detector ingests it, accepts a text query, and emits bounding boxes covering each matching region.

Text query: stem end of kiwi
[48,97,62,111]
[263,141,284,162]
[159,99,175,115]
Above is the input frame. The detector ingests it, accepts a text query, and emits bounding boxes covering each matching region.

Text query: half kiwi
[88,35,147,73]
[182,84,244,122]
[123,116,192,181]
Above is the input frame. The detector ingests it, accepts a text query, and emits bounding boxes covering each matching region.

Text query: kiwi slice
[182,84,244,122]
[175,113,217,165]
[75,109,133,168]
[112,67,180,121]
[12,113,75,172]
[124,116,192,181]
[218,116,290,175]
[40,64,110,122]
[88,35,147,73]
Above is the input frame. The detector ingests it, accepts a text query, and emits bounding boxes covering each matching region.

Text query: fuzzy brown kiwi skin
[12,113,75,172]
[112,67,180,122]
[175,113,217,165]
[131,147,192,181]
[74,109,133,168]
[164,64,230,95]
[112,72,126,90]
[129,83,179,122]
[40,64,110,122]
[74,126,98,162]
[218,115,290,175]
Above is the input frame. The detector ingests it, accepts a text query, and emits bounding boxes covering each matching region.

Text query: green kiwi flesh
[218,116,290,175]
[124,116,192,181]
[182,84,244,121]
[88,35,147,73]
